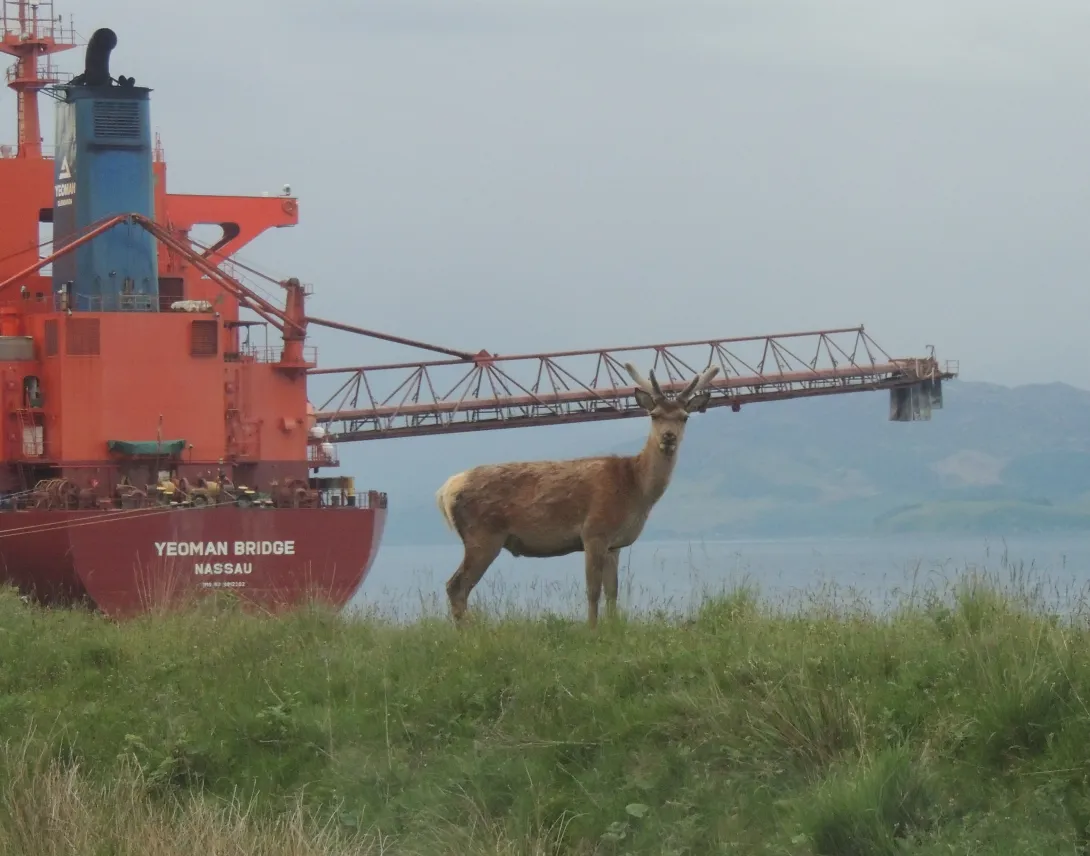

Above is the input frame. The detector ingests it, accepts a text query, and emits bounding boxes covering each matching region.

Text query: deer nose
[663,431,677,444]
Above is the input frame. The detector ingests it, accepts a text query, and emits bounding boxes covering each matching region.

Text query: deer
[435,361,721,628]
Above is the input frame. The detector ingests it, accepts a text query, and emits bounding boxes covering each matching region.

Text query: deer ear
[634,389,656,411]
[684,391,711,413]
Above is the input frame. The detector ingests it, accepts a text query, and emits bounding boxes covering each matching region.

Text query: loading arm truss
[0,214,958,442]
[312,327,959,442]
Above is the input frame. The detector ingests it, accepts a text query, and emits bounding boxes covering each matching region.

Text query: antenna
[0,0,78,158]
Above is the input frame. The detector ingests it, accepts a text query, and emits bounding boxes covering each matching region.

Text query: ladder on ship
[14,409,44,458]
[10,408,51,493]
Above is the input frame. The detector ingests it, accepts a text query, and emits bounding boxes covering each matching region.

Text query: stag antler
[625,361,719,403]
[624,362,661,399]
[677,365,721,403]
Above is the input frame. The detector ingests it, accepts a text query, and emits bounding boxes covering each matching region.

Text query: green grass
[3,563,1090,854]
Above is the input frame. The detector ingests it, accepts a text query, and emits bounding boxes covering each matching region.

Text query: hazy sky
[8,0,1088,391]
[5,0,1090,505]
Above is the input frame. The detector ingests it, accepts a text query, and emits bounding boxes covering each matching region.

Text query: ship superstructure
[0,12,384,614]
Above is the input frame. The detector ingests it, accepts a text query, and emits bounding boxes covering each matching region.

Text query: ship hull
[0,506,386,618]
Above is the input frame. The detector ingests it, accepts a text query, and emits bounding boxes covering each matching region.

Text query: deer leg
[445,556,471,625]
[603,548,620,620]
[446,534,503,625]
[583,539,608,629]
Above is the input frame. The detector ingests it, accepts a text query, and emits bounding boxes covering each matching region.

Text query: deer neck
[636,434,679,504]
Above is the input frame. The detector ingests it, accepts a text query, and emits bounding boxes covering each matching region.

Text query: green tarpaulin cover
[107,439,187,456]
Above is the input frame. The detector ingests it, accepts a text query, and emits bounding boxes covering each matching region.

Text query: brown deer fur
[436,361,721,627]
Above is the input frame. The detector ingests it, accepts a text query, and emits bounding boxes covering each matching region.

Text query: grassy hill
[371,379,1090,544]
[5,570,1090,854]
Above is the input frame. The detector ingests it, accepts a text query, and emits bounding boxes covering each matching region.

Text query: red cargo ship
[0,7,386,616]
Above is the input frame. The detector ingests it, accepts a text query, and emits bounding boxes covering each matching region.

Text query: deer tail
[435,471,468,534]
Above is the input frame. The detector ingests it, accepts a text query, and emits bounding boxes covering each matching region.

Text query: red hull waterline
[0,506,387,618]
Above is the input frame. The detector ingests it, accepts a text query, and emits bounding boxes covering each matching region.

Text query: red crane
[145,230,957,448]
[0,212,958,479]
[136,228,958,448]
[308,324,956,443]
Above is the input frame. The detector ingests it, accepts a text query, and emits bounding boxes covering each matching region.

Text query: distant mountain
[641,380,1090,538]
[370,379,1090,544]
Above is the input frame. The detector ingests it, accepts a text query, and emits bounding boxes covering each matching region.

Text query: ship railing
[210,259,313,300]
[0,143,63,158]
[0,291,48,308]
[213,258,242,280]
[362,490,389,510]
[4,60,73,86]
[236,344,319,365]
[3,292,221,315]
[336,489,387,510]
[321,489,388,509]
[54,293,160,312]
[307,443,340,468]
[1,2,77,42]
[0,292,166,311]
